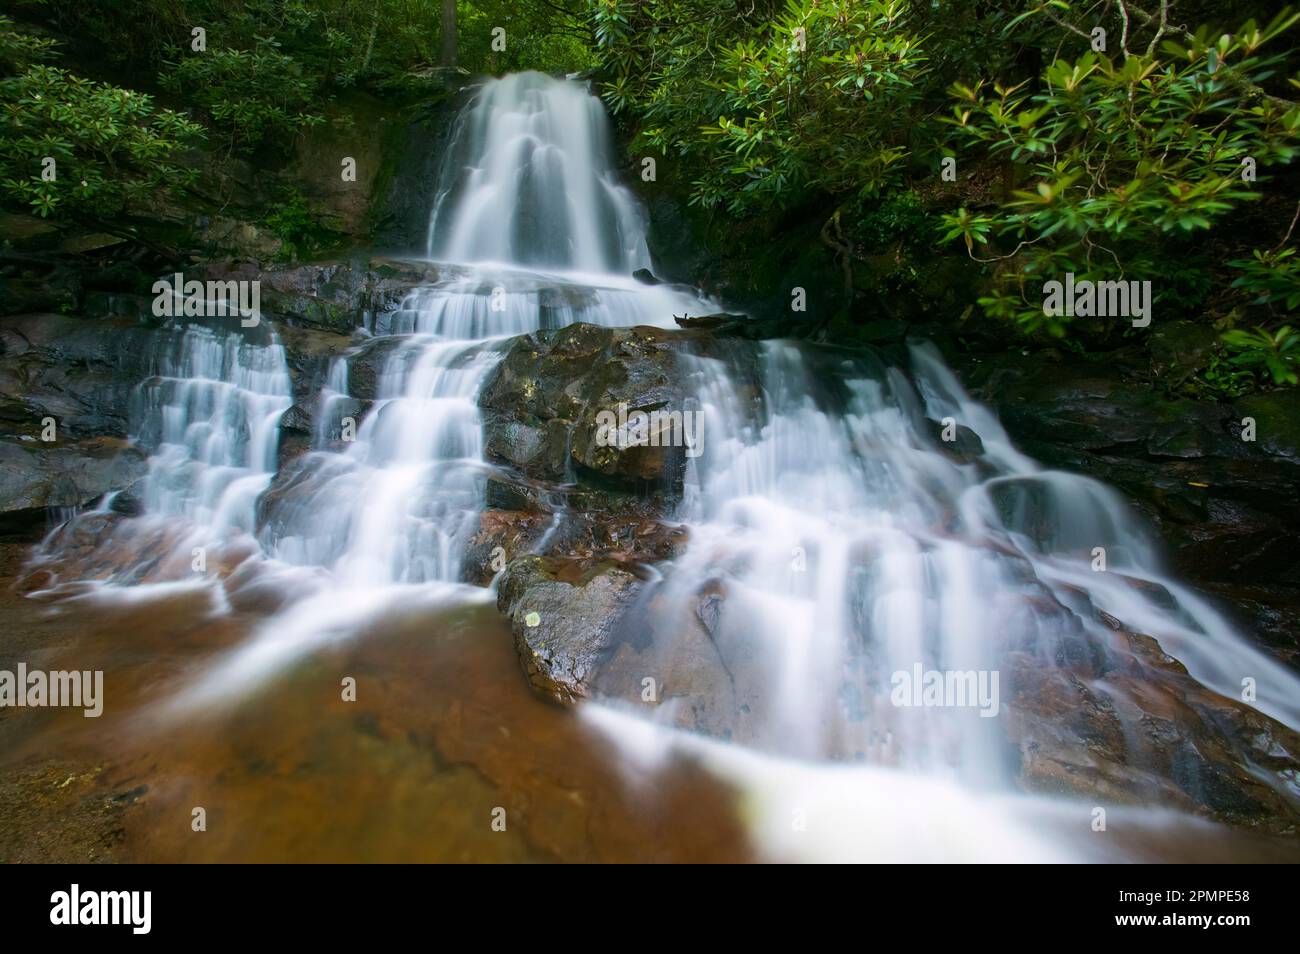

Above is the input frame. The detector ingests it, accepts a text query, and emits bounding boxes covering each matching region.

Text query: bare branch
[1145,0,1168,56]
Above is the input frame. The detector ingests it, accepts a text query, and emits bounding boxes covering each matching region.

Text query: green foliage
[1221,324,1300,384]
[589,0,926,212]
[262,188,343,261]
[852,191,931,250]
[1231,246,1300,311]
[940,207,995,252]
[456,1,594,76]
[1152,252,1215,312]
[940,6,1300,335]
[1196,353,1258,396]
[162,40,324,152]
[0,13,57,69]
[34,0,592,87]
[0,16,204,222]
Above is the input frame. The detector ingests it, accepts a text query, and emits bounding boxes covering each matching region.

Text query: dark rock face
[0,312,167,440]
[344,335,409,400]
[0,438,147,538]
[950,347,1300,668]
[0,310,168,535]
[480,323,693,491]
[1005,613,1300,833]
[371,85,474,252]
[276,403,316,471]
[634,171,847,322]
[925,416,984,463]
[202,257,451,336]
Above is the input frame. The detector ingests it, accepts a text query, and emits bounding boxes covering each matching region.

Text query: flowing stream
[23,70,1300,862]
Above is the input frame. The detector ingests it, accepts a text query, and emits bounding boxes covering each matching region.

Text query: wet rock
[275,323,354,408]
[631,268,661,286]
[1149,320,1219,384]
[480,323,692,491]
[1197,582,1300,669]
[365,258,459,317]
[31,509,260,586]
[482,472,545,512]
[277,404,315,470]
[925,416,984,463]
[210,260,363,335]
[107,479,146,516]
[371,86,469,251]
[1005,621,1300,832]
[343,336,408,401]
[81,292,157,323]
[1233,390,1300,463]
[0,438,147,537]
[497,555,646,703]
[591,581,768,744]
[315,397,371,446]
[460,509,552,585]
[0,312,171,440]
[202,257,454,336]
[673,311,811,340]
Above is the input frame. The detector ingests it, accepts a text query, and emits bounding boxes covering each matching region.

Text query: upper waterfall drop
[426,71,654,274]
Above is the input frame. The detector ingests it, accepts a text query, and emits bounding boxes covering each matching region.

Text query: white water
[427,71,652,272]
[125,321,292,553]
[154,72,716,702]
[37,71,1300,861]
[646,339,1300,775]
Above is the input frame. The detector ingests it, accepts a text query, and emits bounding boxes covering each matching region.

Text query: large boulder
[480,323,693,491]
[497,555,647,703]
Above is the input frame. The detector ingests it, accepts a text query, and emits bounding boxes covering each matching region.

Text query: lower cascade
[21,71,1300,863]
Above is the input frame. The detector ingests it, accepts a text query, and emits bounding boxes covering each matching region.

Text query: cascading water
[579,334,1300,859]
[427,71,652,272]
[31,319,292,587]
[158,71,719,702]
[254,72,710,588]
[134,322,292,536]
[629,340,1300,770]
[29,70,1300,860]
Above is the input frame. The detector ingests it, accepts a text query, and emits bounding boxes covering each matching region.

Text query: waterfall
[632,339,1300,779]
[427,71,652,272]
[134,323,292,535]
[255,75,710,588]
[158,72,716,703]
[32,71,1300,860]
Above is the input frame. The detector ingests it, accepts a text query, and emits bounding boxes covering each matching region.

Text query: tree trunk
[360,5,380,75]
[440,0,457,68]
